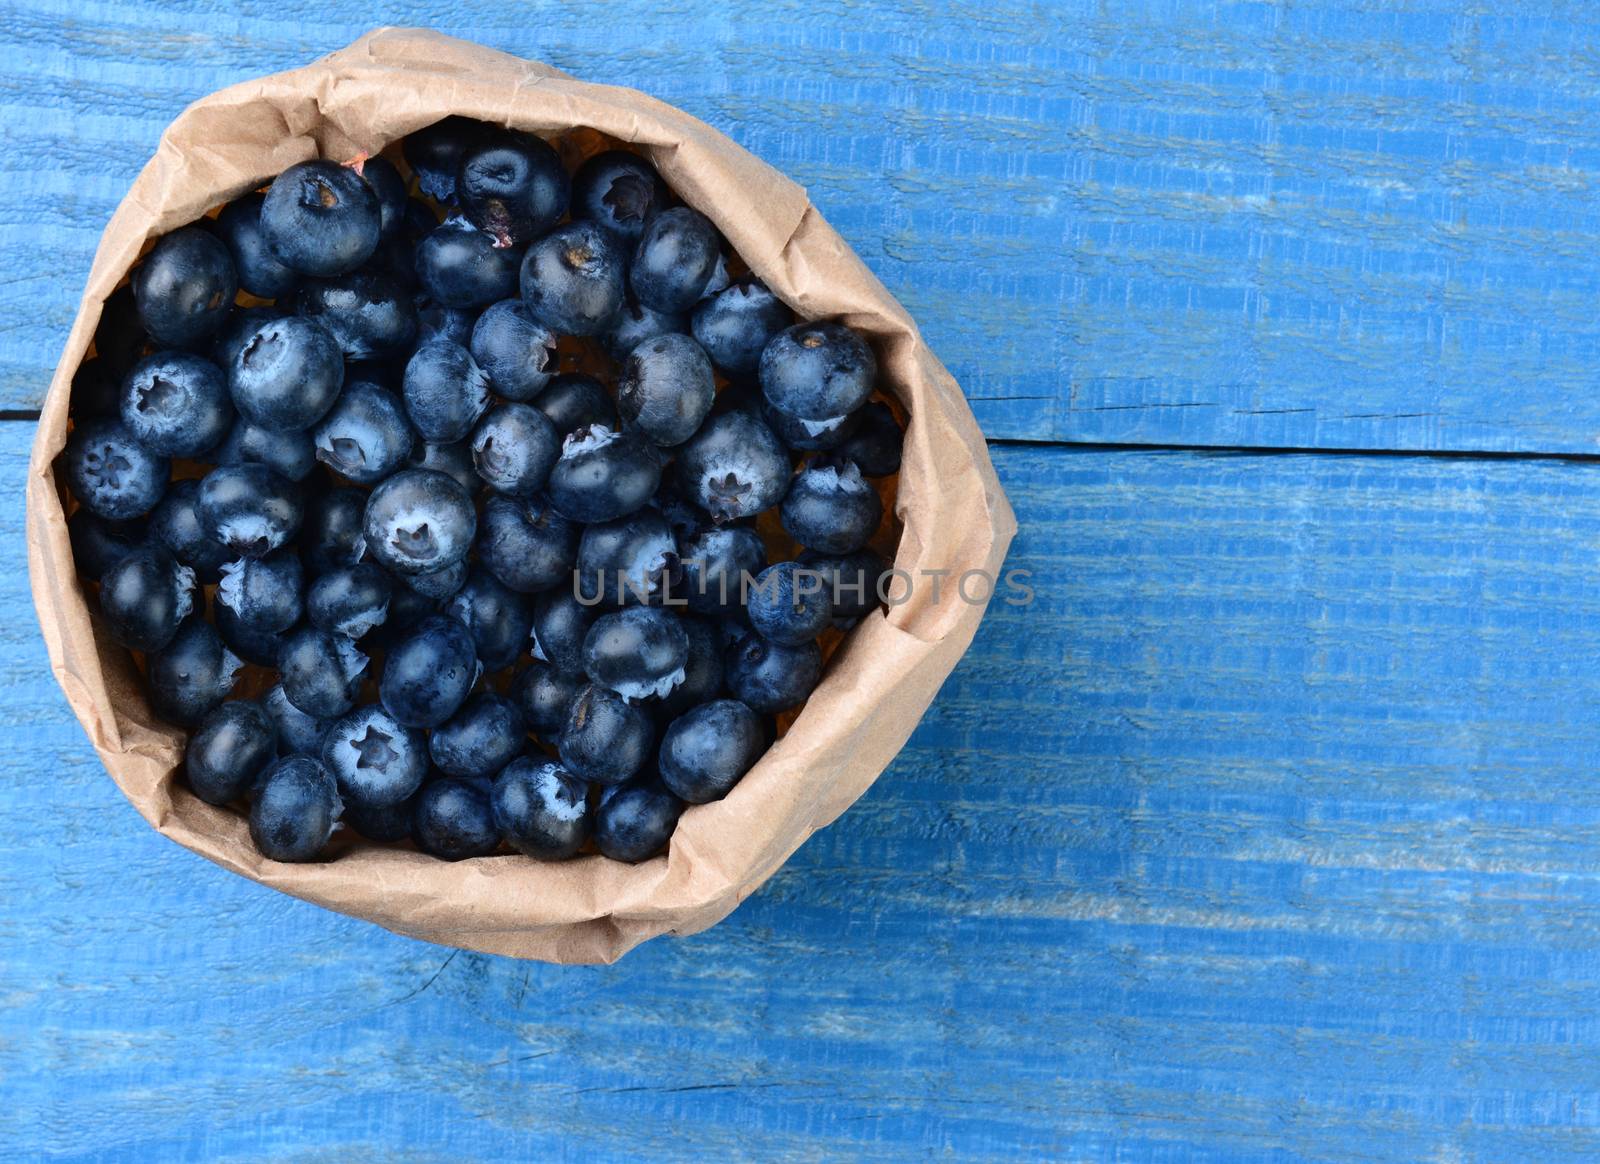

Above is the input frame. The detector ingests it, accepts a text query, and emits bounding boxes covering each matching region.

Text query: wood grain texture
[12,1,1600,451]
[10,427,1600,1160]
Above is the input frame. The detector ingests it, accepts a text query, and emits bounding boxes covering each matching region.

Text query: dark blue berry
[746,561,833,645]
[519,221,626,336]
[655,615,728,720]
[361,468,477,578]
[299,487,367,574]
[476,494,577,594]
[228,315,344,432]
[691,279,792,377]
[321,704,428,809]
[296,269,419,360]
[217,548,302,633]
[215,194,299,299]
[307,563,393,638]
[430,692,526,780]
[412,778,499,860]
[68,509,146,581]
[186,699,275,805]
[558,684,654,785]
[582,607,689,702]
[798,548,888,628]
[404,117,491,203]
[119,351,232,457]
[359,583,435,652]
[547,425,661,523]
[148,618,243,726]
[836,401,903,477]
[762,397,860,452]
[63,417,169,520]
[380,614,478,729]
[211,306,290,370]
[659,699,764,803]
[534,373,615,439]
[445,569,533,670]
[197,463,303,558]
[617,333,715,447]
[630,207,721,314]
[358,155,409,238]
[415,216,523,309]
[249,755,342,862]
[781,455,882,554]
[603,299,687,362]
[594,779,683,862]
[725,631,822,713]
[469,299,558,401]
[571,150,667,245]
[260,159,381,278]
[312,380,415,484]
[492,756,591,860]
[676,409,789,523]
[679,525,766,617]
[457,130,569,248]
[576,509,679,607]
[529,588,596,675]
[99,542,195,652]
[343,790,420,843]
[148,478,230,582]
[278,626,368,718]
[405,558,469,601]
[407,438,480,492]
[212,417,318,482]
[264,682,331,755]
[511,662,585,736]
[402,338,491,443]
[214,601,290,667]
[415,294,479,346]
[470,403,560,497]
[131,226,237,347]
[759,320,877,420]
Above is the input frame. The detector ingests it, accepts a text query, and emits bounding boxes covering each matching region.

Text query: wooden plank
[13,3,1600,451]
[9,427,1600,1158]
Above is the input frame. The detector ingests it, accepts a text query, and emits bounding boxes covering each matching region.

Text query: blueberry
[655,614,728,719]
[571,149,667,245]
[659,699,765,804]
[94,284,149,378]
[197,464,303,558]
[492,756,591,860]
[380,614,479,729]
[577,509,679,607]
[214,602,290,667]
[360,583,435,652]
[405,558,469,601]
[342,790,419,843]
[307,563,393,638]
[679,525,766,617]
[676,409,789,523]
[131,226,238,347]
[71,356,122,420]
[212,417,318,482]
[98,542,196,652]
[412,778,500,860]
[63,418,169,520]
[147,618,243,726]
[211,306,291,370]
[836,401,903,477]
[299,487,367,574]
[361,468,477,578]
[470,299,558,401]
[725,631,822,714]
[746,561,833,645]
[800,548,887,628]
[407,438,480,492]
[476,494,577,594]
[278,626,367,719]
[321,704,428,808]
[118,351,232,457]
[415,295,479,346]
[416,216,523,309]
[691,280,792,377]
[260,159,381,277]
[312,380,415,484]
[215,193,299,299]
[145,479,225,582]
[216,548,302,633]
[404,116,491,203]
[594,779,683,862]
[296,269,419,360]
[534,373,616,438]
[579,607,688,704]
[435,571,526,671]
[185,699,275,806]
[759,321,877,420]
[781,455,882,554]
[558,684,655,785]
[68,509,146,581]
[701,254,731,300]
[616,333,715,447]
[519,221,626,336]
[630,207,722,314]
[229,316,344,432]
[762,397,860,453]
[249,755,342,862]
[529,588,596,675]
[357,155,409,238]
[430,693,527,780]
[457,130,569,248]
[263,682,331,755]
[402,338,491,443]
[511,661,585,736]
[603,299,687,362]
[547,425,661,523]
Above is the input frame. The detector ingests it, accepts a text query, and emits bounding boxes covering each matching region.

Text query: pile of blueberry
[61,118,901,866]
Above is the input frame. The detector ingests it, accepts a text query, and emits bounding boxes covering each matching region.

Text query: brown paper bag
[25,28,1017,964]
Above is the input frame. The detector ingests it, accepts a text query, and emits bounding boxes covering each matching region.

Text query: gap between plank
[988,437,1600,465]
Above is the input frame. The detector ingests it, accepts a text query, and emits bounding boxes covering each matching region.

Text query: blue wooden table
[9,2,1600,1159]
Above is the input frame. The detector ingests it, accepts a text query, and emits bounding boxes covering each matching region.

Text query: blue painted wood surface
[12,3,1600,1161]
